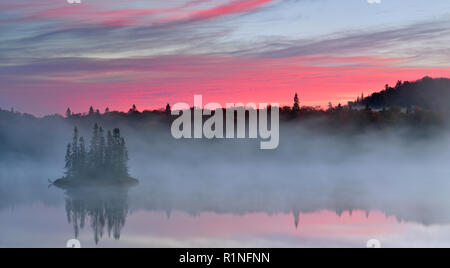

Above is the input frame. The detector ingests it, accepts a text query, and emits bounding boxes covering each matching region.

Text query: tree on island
[63,124,131,182]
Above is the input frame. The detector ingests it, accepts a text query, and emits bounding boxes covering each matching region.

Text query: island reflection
[64,186,131,245]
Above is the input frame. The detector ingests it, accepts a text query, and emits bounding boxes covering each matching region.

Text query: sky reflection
[3,202,449,248]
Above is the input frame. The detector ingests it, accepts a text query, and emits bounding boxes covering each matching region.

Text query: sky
[0,0,449,115]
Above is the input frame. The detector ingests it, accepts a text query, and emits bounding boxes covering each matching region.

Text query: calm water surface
[2,157,450,248]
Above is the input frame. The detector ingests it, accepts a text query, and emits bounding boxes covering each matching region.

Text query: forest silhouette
[350,77,450,110]
[1,77,448,131]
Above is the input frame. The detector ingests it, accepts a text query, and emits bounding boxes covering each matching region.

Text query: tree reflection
[63,186,130,244]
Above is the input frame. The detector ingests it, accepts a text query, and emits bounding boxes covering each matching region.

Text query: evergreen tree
[89,106,95,116]
[65,144,72,176]
[89,124,100,174]
[112,128,122,174]
[120,137,129,175]
[110,128,130,177]
[78,137,87,173]
[99,127,106,169]
[128,104,137,114]
[71,127,79,170]
[328,102,333,111]
[105,130,113,170]
[165,103,171,115]
[293,93,300,112]
[66,108,72,118]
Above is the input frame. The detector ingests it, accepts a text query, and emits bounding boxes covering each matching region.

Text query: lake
[1,147,450,248]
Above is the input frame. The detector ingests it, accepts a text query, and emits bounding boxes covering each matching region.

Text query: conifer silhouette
[293,93,300,112]
[63,124,130,181]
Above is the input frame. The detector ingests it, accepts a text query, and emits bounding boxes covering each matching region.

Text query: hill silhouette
[350,77,450,110]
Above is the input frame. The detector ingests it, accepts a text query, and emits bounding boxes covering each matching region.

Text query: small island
[53,124,138,189]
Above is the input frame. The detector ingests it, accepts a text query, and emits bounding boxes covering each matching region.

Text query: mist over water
[1,116,450,247]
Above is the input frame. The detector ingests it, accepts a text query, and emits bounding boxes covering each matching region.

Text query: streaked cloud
[0,0,449,114]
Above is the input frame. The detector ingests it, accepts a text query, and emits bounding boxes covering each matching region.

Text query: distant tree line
[1,77,449,134]
[65,124,129,180]
[65,104,171,119]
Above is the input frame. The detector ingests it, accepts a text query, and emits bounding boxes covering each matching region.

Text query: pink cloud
[28,5,170,27]
[189,0,276,21]
[20,0,277,27]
